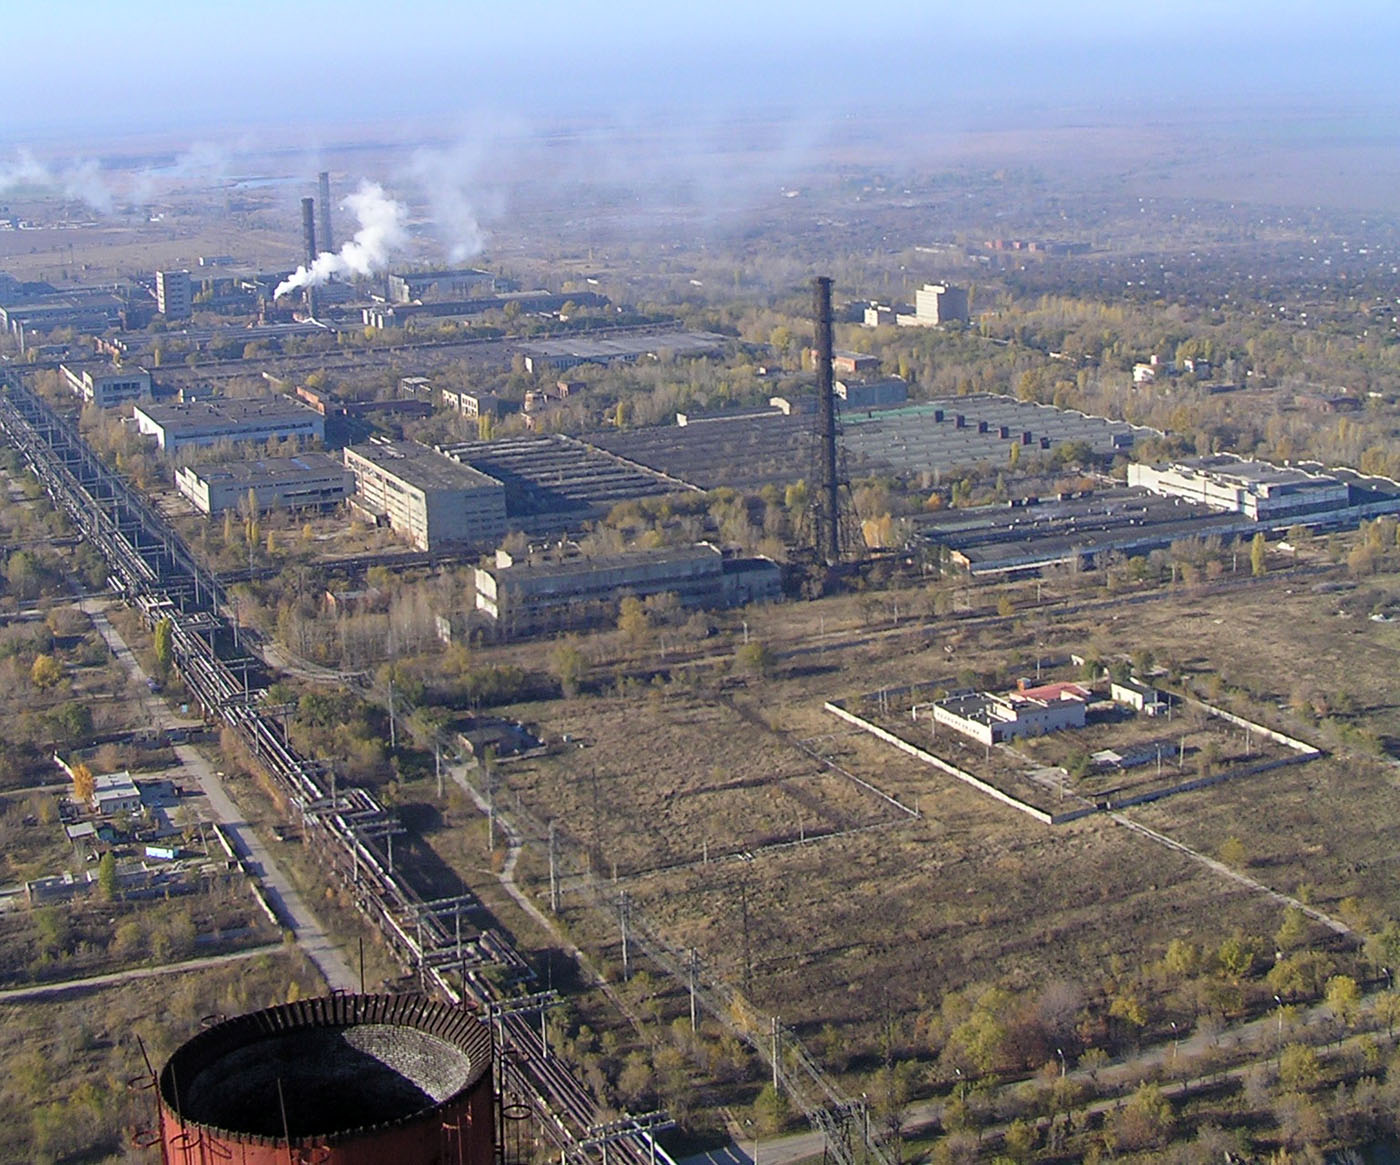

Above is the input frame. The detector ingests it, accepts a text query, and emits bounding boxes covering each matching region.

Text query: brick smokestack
[301,197,317,266]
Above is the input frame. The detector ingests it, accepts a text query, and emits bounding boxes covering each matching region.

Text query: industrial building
[474,543,781,638]
[591,394,1150,493]
[898,283,969,327]
[1128,456,1352,522]
[91,770,141,816]
[520,329,729,374]
[0,287,128,351]
[155,269,191,319]
[133,396,325,453]
[932,681,1090,746]
[835,376,908,408]
[175,453,353,515]
[388,267,496,303]
[914,487,1247,576]
[344,440,507,551]
[441,388,507,419]
[155,995,495,1165]
[439,434,684,532]
[59,362,151,408]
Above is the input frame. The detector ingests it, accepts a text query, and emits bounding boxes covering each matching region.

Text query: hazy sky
[6,0,1400,146]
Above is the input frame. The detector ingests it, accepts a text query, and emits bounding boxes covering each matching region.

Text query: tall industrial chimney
[813,276,840,565]
[317,171,333,254]
[301,196,317,266]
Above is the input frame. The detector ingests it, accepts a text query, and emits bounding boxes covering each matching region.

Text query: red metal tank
[156,994,495,1165]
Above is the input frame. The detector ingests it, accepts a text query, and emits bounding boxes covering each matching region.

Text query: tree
[1325,974,1361,1029]
[96,851,117,901]
[549,639,588,697]
[1217,836,1247,868]
[734,640,775,678]
[71,761,94,806]
[30,653,64,691]
[1278,1042,1322,1092]
[1113,1083,1173,1151]
[617,596,650,647]
[153,616,173,674]
[1250,531,1268,577]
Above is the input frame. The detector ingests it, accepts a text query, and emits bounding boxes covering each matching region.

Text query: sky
[5,0,1400,146]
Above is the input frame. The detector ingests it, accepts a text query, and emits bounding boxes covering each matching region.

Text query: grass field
[465,550,1400,1054]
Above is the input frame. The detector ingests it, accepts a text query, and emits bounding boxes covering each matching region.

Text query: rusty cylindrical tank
[157,994,494,1165]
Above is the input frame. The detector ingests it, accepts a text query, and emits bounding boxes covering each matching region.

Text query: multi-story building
[342,440,507,551]
[474,543,781,638]
[60,362,151,408]
[897,283,969,327]
[132,397,324,453]
[174,453,353,515]
[387,268,496,304]
[155,269,192,319]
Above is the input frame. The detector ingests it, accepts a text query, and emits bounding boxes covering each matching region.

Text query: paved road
[81,599,357,993]
[0,943,285,1002]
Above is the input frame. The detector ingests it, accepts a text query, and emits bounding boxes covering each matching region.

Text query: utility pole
[688,948,699,1033]
[435,741,442,799]
[771,1016,780,1091]
[548,820,560,913]
[740,875,752,992]
[388,680,396,750]
[619,891,631,981]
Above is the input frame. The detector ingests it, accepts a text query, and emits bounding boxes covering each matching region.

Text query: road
[0,943,285,1002]
[81,599,358,993]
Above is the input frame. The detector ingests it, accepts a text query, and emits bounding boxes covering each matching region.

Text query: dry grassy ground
[466,550,1400,1046]
[0,949,322,1164]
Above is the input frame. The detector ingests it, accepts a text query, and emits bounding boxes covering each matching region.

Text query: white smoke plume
[407,140,501,264]
[275,180,408,298]
[0,148,114,213]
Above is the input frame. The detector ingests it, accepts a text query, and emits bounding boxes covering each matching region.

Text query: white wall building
[343,440,506,551]
[133,397,324,453]
[60,363,151,408]
[175,453,353,515]
[932,681,1089,746]
[155,269,192,319]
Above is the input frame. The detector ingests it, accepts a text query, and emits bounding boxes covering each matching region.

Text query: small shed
[1110,678,1167,716]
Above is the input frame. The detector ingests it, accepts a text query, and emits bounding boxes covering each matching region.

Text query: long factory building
[133,396,325,453]
[474,543,781,638]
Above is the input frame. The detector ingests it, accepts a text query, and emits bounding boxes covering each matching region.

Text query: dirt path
[0,942,285,1002]
[82,599,357,993]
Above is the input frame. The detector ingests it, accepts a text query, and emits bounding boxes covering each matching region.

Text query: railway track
[0,372,669,1165]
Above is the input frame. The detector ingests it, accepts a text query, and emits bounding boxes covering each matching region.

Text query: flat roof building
[175,453,353,516]
[1128,456,1351,522]
[60,362,151,408]
[932,681,1089,746]
[92,771,141,817]
[343,440,506,551]
[133,397,324,453]
[835,376,908,409]
[898,283,969,327]
[387,268,496,304]
[155,269,192,320]
[474,543,780,638]
[520,330,728,374]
